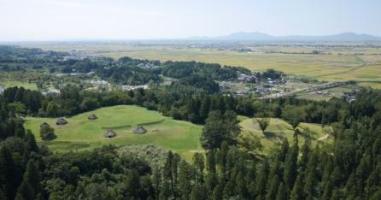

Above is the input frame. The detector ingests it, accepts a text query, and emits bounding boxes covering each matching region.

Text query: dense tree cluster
[0,97,42,200]
[39,123,55,141]
[155,88,381,199]
[0,46,67,71]
[162,61,251,80]
[1,84,365,128]
[42,146,154,199]
[201,111,240,149]
[259,69,284,80]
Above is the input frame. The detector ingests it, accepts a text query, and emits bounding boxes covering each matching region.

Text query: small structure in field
[56,117,68,126]
[88,114,98,120]
[133,126,147,134]
[104,129,117,138]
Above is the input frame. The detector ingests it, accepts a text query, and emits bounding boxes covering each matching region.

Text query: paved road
[260,81,352,100]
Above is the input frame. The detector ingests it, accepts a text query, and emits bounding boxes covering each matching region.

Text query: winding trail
[317,134,330,141]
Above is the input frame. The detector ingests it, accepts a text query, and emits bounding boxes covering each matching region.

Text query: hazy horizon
[1,0,381,41]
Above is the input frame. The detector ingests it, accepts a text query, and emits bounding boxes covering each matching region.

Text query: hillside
[24,105,203,160]
[239,117,333,154]
[24,104,332,160]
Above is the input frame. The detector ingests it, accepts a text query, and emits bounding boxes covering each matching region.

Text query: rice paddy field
[108,48,381,88]
[24,105,203,160]
[20,42,381,89]
[239,117,333,154]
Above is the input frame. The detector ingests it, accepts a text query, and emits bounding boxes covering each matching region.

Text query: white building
[121,85,148,91]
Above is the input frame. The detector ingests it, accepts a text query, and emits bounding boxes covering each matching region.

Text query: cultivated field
[24,105,203,160]
[240,117,333,154]
[111,48,381,88]
[21,42,381,88]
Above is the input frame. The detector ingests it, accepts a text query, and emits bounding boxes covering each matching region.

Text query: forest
[1,46,381,199]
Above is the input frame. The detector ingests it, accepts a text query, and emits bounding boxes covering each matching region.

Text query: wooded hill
[0,46,381,199]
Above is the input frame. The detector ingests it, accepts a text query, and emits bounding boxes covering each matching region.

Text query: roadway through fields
[260,81,352,100]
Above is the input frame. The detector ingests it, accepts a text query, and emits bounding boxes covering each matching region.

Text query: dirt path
[260,81,351,100]
[317,134,330,141]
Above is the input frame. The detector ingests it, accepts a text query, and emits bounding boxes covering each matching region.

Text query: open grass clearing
[24,105,203,160]
[0,80,38,90]
[239,117,333,155]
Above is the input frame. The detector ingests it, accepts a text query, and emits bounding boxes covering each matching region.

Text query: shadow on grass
[42,141,91,152]
[263,131,285,141]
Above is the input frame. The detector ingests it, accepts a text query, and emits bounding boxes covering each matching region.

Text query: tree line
[2,84,360,127]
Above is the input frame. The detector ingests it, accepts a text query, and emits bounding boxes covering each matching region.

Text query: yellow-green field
[24,105,203,159]
[24,104,333,159]
[108,49,381,87]
[239,117,333,154]
[0,72,39,90]
[0,80,37,90]
[21,43,381,88]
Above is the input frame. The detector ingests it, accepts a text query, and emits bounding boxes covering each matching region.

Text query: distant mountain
[281,32,381,41]
[190,32,381,42]
[218,32,274,40]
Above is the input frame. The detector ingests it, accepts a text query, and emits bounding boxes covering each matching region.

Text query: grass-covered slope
[239,117,333,154]
[24,105,202,159]
[24,105,332,159]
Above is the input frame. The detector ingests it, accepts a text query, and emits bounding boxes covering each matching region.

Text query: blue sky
[0,0,380,41]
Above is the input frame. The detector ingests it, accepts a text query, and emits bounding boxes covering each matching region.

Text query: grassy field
[239,117,333,154]
[24,105,202,160]
[24,104,332,159]
[0,80,38,90]
[22,42,381,88]
[0,72,39,90]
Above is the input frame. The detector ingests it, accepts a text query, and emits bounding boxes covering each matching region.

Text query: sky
[0,0,380,41]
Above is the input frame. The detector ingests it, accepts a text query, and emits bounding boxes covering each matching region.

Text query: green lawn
[240,118,333,154]
[24,105,333,159]
[24,105,203,160]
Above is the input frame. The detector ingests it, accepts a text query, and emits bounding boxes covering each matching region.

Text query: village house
[137,63,159,69]
[133,126,147,134]
[237,73,257,83]
[104,129,117,138]
[121,84,149,91]
[56,117,68,125]
[88,114,98,120]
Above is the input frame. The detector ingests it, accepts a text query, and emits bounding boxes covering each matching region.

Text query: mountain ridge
[188,32,381,41]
